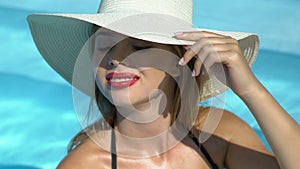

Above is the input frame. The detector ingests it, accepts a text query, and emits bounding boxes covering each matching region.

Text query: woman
[27,0,300,168]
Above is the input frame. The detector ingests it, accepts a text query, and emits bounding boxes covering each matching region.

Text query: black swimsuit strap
[111,124,117,169]
[188,131,219,169]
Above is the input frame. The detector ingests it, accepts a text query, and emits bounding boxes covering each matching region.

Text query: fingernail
[201,71,205,75]
[178,58,185,65]
[201,67,207,75]
[174,32,184,36]
[192,70,196,77]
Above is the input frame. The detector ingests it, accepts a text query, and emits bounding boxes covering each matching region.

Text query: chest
[114,143,215,169]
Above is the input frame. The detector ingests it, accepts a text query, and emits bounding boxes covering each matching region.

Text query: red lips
[106,72,140,89]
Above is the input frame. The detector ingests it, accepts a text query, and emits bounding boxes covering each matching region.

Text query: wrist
[237,80,268,102]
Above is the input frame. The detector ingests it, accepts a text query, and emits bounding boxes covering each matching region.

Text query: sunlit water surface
[0,2,299,169]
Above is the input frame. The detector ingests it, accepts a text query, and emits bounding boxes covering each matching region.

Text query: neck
[115,109,171,138]
[114,89,172,137]
[113,114,180,158]
[112,93,180,157]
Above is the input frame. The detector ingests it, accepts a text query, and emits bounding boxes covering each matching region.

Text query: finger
[190,44,219,77]
[178,48,196,65]
[179,38,211,65]
[201,31,232,38]
[175,31,230,41]
[179,36,239,66]
[179,41,211,66]
[200,43,241,58]
[196,43,234,64]
[193,43,241,76]
[192,44,220,76]
[202,50,238,85]
[203,52,221,72]
[193,58,204,77]
[204,49,244,74]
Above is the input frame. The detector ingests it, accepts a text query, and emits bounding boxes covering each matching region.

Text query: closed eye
[132,45,152,51]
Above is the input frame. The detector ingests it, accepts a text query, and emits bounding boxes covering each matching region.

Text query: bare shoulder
[57,137,110,169]
[192,107,276,168]
[195,107,272,154]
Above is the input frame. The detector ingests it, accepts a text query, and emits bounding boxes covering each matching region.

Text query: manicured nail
[201,67,207,75]
[201,71,205,75]
[192,70,196,77]
[178,58,185,65]
[174,32,184,36]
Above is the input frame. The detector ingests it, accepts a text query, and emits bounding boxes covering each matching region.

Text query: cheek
[141,69,166,89]
[93,53,110,69]
[143,69,177,99]
[95,68,107,92]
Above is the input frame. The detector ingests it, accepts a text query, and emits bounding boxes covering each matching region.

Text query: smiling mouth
[106,72,140,89]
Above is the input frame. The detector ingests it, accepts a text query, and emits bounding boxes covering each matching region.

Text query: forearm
[239,81,300,169]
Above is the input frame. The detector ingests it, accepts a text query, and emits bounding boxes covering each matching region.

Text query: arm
[175,31,300,169]
[238,77,300,169]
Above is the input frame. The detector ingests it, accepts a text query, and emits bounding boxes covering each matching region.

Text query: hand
[175,31,261,98]
[176,32,300,169]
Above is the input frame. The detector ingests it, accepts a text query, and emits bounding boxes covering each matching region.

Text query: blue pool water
[0,0,299,168]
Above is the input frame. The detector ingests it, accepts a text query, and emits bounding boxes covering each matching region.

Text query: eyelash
[132,45,152,51]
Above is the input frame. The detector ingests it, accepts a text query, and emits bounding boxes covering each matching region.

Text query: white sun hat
[27,0,259,100]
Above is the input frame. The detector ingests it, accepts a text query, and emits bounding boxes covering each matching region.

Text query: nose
[107,45,131,68]
[105,38,137,68]
[109,59,121,67]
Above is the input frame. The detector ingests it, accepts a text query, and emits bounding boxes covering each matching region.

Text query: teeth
[110,78,136,82]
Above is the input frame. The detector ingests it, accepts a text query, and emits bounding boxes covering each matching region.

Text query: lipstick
[106,72,140,89]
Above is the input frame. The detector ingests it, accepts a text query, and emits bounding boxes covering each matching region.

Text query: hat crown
[98,0,193,23]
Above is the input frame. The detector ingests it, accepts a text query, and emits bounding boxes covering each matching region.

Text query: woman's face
[93,29,179,110]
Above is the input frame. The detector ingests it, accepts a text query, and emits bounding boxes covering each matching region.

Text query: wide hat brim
[27,13,259,100]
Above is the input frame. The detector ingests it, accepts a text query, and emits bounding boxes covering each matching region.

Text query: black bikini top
[188,131,219,169]
[110,128,219,169]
